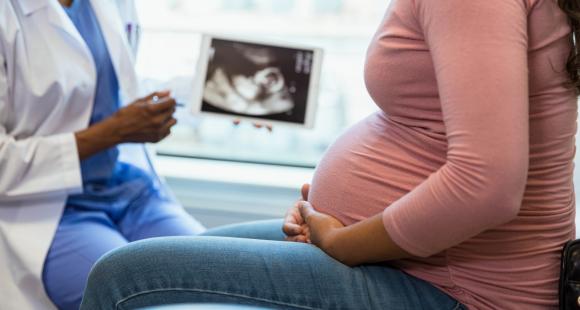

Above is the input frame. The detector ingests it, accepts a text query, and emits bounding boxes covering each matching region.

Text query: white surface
[155,156,314,190]
[155,156,315,227]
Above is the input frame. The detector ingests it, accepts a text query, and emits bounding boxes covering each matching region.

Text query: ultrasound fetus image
[200,38,316,124]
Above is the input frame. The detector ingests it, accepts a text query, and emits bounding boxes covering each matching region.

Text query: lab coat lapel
[44,1,93,60]
[90,0,140,103]
[17,0,47,15]
[17,0,92,61]
[19,0,139,103]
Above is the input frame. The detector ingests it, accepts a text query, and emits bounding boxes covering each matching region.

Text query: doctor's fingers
[134,118,176,142]
[126,131,172,143]
[144,115,176,134]
[142,90,171,102]
[154,118,176,142]
[161,117,178,132]
[145,96,176,114]
[147,109,176,128]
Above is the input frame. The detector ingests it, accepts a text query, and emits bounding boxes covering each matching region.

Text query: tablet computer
[191,34,323,128]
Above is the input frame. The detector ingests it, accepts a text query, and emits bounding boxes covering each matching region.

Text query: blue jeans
[80,220,465,310]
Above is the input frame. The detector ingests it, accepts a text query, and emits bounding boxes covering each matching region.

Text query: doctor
[0,0,206,309]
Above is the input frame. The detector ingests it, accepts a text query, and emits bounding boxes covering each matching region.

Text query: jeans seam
[115,288,321,310]
[357,266,375,310]
[451,301,464,310]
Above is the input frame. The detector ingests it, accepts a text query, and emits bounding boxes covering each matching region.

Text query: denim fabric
[80,220,466,310]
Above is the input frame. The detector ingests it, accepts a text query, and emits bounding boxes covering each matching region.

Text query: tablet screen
[191,35,323,128]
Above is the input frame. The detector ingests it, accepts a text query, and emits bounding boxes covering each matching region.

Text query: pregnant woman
[81,0,578,309]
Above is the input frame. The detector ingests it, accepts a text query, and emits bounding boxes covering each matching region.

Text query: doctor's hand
[283,183,311,243]
[75,91,177,160]
[110,91,177,143]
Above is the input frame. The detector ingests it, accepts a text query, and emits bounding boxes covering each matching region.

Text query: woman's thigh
[43,209,129,310]
[201,219,286,241]
[80,236,463,310]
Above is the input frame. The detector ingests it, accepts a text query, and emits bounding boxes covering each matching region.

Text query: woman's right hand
[75,91,178,160]
[283,183,311,243]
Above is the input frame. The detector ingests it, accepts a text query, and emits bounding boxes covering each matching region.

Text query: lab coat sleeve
[0,47,83,201]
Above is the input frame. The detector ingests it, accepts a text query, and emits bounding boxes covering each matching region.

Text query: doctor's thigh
[42,190,202,310]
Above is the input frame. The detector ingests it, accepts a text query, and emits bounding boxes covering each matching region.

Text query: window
[135,0,389,167]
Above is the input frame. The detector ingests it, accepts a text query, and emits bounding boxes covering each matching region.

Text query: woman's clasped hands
[283,184,347,261]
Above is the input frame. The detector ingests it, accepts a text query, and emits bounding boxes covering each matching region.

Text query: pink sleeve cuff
[382,207,433,258]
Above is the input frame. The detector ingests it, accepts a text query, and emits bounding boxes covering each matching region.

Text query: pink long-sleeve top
[308,0,577,308]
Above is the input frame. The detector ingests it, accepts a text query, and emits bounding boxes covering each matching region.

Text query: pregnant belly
[309,112,447,226]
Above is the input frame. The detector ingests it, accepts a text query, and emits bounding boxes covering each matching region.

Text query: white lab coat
[0,0,150,309]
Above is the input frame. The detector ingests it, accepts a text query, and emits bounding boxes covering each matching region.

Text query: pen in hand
[152,95,185,108]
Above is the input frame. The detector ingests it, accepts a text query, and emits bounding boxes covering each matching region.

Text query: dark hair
[559,0,580,94]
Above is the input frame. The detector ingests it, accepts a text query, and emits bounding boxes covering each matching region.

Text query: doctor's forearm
[74,94,178,160]
[75,118,122,160]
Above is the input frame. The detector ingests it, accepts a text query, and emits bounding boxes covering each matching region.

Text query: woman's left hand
[297,201,345,258]
[297,201,411,266]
